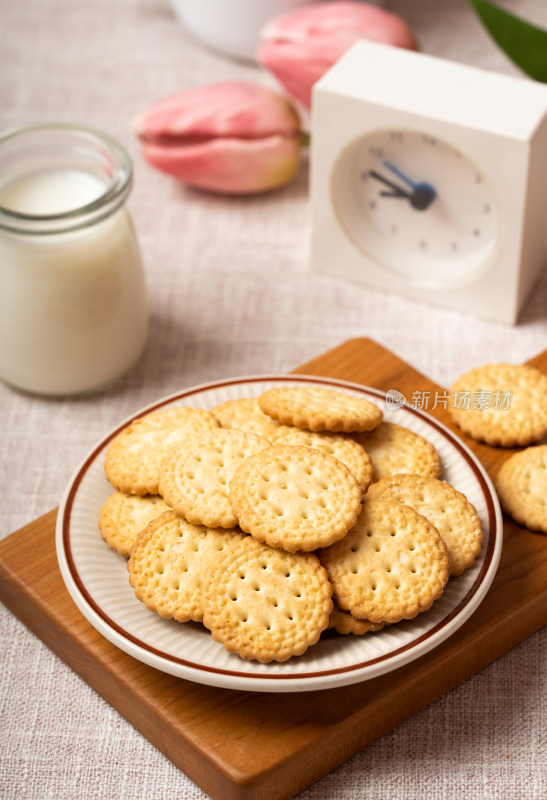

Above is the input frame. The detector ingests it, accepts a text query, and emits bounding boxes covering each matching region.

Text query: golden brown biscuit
[104,407,219,495]
[127,510,246,622]
[320,500,449,624]
[158,427,269,528]
[354,422,442,481]
[99,491,170,557]
[212,397,283,441]
[228,444,362,551]
[273,426,373,494]
[448,363,547,447]
[494,445,547,533]
[201,536,333,662]
[328,604,385,636]
[258,386,383,433]
[365,474,483,576]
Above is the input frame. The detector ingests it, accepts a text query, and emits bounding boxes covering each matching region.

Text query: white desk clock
[309,40,547,324]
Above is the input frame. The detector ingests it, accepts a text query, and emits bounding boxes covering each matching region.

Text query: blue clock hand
[383,160,419,190]
[382,160,437,210]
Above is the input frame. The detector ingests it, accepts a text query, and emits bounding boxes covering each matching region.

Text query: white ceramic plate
[56,375,503,693]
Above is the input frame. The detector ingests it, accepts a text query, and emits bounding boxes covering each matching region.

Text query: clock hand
[383,160,437,210]
[382,160,419,190]
[380,189,412,199]
[367,167,436,211]
[368,170,412,198]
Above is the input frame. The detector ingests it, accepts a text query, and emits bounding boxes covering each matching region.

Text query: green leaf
[468,0,547,82]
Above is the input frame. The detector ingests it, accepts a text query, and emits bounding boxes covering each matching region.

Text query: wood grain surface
[1,337,546,800]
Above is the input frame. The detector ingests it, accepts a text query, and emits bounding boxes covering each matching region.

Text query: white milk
[0,165,148,396]
[0,168,105,215]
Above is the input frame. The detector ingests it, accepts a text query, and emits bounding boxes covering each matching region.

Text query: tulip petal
[261,1,418,49]
[134,81,301,143]
[256,1,418,108]
[258,33,359,108]
[141,135,300,195]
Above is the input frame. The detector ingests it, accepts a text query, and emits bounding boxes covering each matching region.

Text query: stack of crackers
[98,382,494,664]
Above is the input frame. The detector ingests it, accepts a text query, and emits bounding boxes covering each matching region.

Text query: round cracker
[127,510,245,622]
[99,491,170,557]
[328,605,385,636]
[258,386,383,433]
[212,397,283,441]
[104,406,219,495]
[320,500,449,624]
[448,363,547,447]
[354,422,442,481]
[494,445,547,533]
[228,444,362,552]
[273,427,373,494]
[158,427,269,528]
[365,474,483,576]
[201,536,333,663]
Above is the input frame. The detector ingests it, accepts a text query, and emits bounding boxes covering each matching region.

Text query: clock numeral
[472,228,481,237]
[390,131,404,143]
[474,172,483,184]
[422,135,437,146]
[390,224,399,235]
[418,239,428,250]
[483,202,491,214]
[368,145,385,161]
[450,241,459,252]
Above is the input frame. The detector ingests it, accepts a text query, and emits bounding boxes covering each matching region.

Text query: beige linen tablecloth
[1,1,546,798]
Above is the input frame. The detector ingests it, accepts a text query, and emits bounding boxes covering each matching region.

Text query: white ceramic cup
[170,0,330,62]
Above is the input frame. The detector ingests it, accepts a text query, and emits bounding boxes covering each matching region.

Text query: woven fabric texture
[1,1,546,798]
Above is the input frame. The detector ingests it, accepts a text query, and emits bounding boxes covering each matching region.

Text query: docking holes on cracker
[449,363,547,447]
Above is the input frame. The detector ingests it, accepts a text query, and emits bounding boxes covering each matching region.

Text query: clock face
[331,129,501,287]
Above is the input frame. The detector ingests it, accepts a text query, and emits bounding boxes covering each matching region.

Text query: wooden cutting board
[1,337,546,800]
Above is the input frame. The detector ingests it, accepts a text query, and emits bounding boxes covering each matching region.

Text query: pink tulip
[256,1,419,108]
[133,82,302,194]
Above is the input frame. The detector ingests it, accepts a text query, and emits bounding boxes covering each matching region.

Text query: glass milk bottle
[0,123,148,396]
